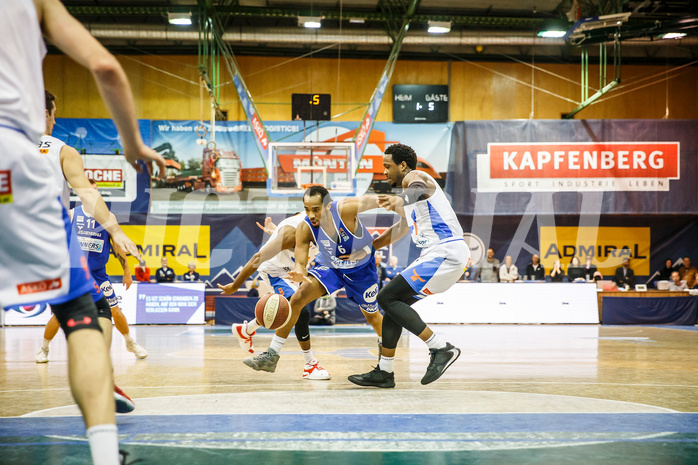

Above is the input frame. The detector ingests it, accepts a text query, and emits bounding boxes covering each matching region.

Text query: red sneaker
[114,384,135,413]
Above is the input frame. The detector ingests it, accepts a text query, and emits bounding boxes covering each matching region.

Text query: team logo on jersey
[363,284,379,302]
[339,228,350,243]
[0,170,12,204]
[321,240,331,248]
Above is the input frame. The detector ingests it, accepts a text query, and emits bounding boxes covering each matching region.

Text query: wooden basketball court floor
[2,323,698,464]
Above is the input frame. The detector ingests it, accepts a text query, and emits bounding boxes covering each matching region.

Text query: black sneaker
[120,450,144,465]
[348,366,395,388]
[421,343,461,385]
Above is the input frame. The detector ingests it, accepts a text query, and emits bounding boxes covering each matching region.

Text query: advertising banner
[114,283,204,325]
[106,225,210,277]
[449,119,698,215]
[539,227,651,276]
[2,302,52,326]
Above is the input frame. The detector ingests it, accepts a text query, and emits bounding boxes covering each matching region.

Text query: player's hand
[377,194,404,213]
[288,269,312,284]
[256,217,277,235]
[124,142,167,178]
[111,230,141,261]
[218,283,238,295]
[123,273,133,290]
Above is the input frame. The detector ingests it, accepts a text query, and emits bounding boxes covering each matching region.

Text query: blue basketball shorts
[90,267,118,308]
[260,272,298,299]
[308,259,380,313]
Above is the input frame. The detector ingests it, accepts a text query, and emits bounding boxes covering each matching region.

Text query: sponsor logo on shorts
[410,269,425,283]
[100,280,114,297]
[17,277,62,295]
[0,170,12,204]
[67,316,92,328]
[361,303,379,313]
[363,284,379,302]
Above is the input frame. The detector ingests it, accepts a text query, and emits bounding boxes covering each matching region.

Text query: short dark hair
[304,185,332,205]
[385,143,417,170]
[45,90,56,113]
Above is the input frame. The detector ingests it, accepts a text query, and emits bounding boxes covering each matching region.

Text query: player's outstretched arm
[373,217,409,249]
[60,145,141,260]
[36,0,166,177]
[111,229,133,290]
[288,222,313,284]
[256,217,277,235]
[218,226,294,294]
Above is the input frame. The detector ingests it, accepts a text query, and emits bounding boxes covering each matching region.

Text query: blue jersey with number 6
[304,200,374,270]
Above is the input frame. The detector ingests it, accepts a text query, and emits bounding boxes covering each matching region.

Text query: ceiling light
[349,18,365,24]
[537,19,568,38]
[168,12,192,26]
[661,32,687,39]
[299,16,322,29]
[427,21,451,34]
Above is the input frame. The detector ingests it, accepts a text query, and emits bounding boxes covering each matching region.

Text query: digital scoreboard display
[392,85,449,123]
[291,93,331,121]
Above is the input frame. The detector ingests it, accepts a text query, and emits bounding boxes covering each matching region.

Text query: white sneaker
[126,339,148,359]
[303,360,331,380]
[232,321,256,354]
[35,347,49,363]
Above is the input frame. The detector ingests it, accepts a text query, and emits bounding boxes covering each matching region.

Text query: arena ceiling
[61,1,698,64]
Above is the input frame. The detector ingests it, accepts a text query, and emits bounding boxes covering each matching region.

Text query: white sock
[123,332,133,343]
[41,338,51,350]
[86,424,119,465]
[302,349,315,364]
[379,356,395,373]
[425,333,447,350]
[246,319,261,334]
[269,335,287,353]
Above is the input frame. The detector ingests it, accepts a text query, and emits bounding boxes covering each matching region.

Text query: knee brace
[51,292,103,337]
[294,305,311,342]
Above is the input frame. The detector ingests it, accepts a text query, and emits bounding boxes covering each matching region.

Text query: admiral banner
[106,225,210,277]
[539,227,651,276]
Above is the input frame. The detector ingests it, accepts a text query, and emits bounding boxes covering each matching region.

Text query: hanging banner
[449,119,698,215]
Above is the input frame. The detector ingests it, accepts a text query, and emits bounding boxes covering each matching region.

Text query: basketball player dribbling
[349,143,470,388]
[0,1,165,463]
[241,186,386,374]
[218,213,333,380]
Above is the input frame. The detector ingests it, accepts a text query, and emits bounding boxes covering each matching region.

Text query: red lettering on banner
[17,278,62,295]
[251,114,268,150]
[488,142,679,179]
[278,154,383,174]
[355,114,372,151]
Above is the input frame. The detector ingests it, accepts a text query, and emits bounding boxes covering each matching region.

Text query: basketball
[255,293,291,330]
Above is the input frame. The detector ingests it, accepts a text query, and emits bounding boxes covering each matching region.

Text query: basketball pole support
[352,0,422,175]
[198,0,272,175]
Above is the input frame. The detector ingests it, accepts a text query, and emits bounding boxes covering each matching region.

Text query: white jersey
[39,135,70,209]
[403,173,464,248]
[257,213,313,277]
[0,0,46,142]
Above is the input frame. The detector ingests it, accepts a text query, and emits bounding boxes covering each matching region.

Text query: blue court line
[2,414,698,437]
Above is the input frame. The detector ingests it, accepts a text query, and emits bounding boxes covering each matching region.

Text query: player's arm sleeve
[398,180,429,205]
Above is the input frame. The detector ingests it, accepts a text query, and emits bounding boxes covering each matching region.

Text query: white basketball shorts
[401,238,471,297]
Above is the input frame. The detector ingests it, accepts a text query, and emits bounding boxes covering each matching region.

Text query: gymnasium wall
[43,55,698,122]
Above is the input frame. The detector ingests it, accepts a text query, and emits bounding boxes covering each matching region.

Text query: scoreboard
[392,85,449,123]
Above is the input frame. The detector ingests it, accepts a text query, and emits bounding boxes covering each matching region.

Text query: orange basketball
[255,293,291,330]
